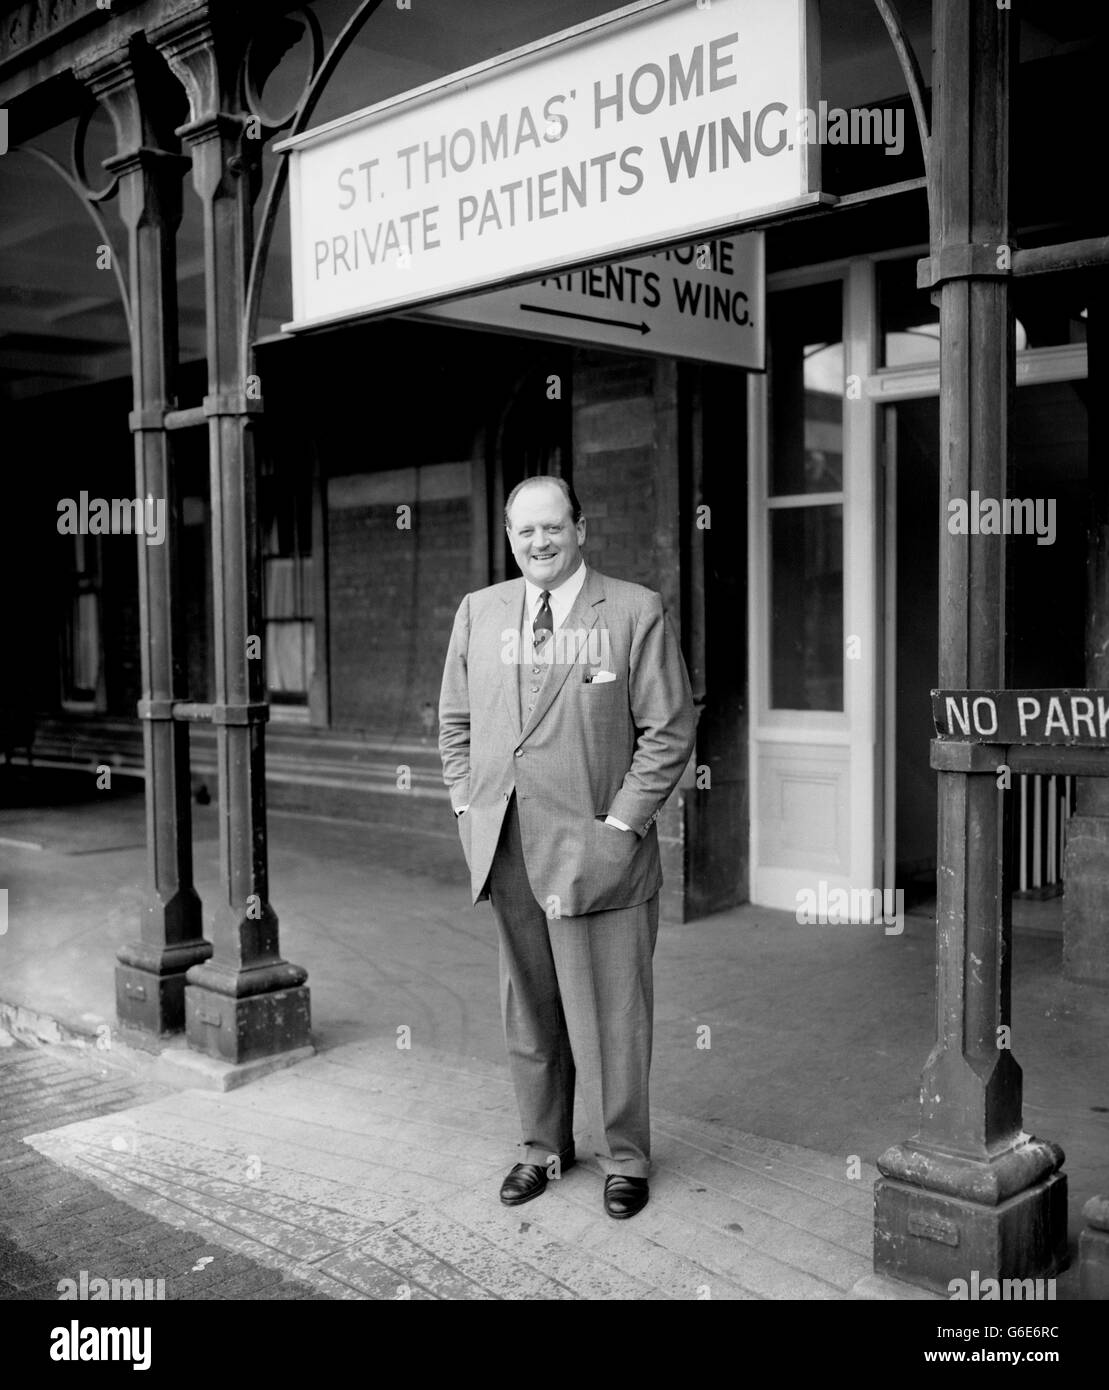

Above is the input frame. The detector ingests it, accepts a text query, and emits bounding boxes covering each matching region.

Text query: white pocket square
[587,670,617,683]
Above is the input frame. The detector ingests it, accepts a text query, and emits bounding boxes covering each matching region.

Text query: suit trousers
[487,793,659,1179]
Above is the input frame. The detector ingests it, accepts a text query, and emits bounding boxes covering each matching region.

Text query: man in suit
[438,475,696,1219]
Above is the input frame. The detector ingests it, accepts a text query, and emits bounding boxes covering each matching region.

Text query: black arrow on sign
[520,303,650,335]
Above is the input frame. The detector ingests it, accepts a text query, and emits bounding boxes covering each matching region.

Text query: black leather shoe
[604,1175,649,1219]
[499,1163,549,1207]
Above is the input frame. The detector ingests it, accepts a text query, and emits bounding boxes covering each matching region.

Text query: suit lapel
[499,580,525,739]
[520,568,605,741]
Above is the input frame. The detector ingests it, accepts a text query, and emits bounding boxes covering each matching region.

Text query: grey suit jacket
[438,566,697,916]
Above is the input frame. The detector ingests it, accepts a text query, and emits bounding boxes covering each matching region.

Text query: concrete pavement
[19,1033,929,1300]
[1,768,1106,1298]
[0,1039,324,1301]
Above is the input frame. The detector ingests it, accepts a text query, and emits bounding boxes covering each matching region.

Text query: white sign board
[414,234,764,368]
[278,0,816,332]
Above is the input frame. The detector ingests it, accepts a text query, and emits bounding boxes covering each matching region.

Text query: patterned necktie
[533,590,553,649]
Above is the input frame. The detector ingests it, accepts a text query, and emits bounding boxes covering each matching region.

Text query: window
[770,505,844,710]
[879,254,1089,368]
[260,457,315,708]
[766,280,845,710]
[878,256,939,368]
[61,533,103,709]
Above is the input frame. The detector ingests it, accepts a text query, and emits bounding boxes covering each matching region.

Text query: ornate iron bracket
[8,123,132,341]
[242,0,389,371]
[873,0,934,230]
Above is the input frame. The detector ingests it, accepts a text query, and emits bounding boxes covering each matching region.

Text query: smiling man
[438,475,696,1219]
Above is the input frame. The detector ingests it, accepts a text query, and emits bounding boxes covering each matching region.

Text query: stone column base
[116,936,213,1035]
[185,984,311,1064]
[874,1172,1068,1296]
[1080,1195,1109,1300]
[116,965,187,1036]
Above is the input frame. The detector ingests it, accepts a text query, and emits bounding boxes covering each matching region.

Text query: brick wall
[572,351,661,589]
[571,352,751,922]
[327,464,472,737]
[571,350,691,923]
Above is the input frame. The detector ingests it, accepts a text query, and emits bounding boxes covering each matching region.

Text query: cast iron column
[1063,273,1109,986]
[75,42,210,1036]
[1070,277,1109,1294]
[873,0,1067,1292]
[152,9,310,1064]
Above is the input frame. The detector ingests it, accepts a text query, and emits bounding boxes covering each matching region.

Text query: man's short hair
[504,475,583,530]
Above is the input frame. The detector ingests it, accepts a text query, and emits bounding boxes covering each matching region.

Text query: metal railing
[1015,773,1076,894]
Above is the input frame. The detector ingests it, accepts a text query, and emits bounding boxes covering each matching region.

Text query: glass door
[748,263,880,912]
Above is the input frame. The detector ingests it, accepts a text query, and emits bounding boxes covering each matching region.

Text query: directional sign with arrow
[521,304,652,336]
[413,235,765,370]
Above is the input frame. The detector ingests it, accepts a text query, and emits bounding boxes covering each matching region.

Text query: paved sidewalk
[0,1038,325,1300]
[19,1033,933,1301]
[1,774,1104,1299]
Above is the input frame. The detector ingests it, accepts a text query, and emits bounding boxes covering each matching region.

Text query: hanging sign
[933,690,1109,746]
[277,0,818,332]
[414,234,764,368]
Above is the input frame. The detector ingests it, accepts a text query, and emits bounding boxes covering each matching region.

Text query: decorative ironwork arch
[9,106,133,341]
[872,0,934,229]
[241,0,389,370]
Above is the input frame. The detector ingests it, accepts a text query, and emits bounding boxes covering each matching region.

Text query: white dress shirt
[523,557,587,642]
